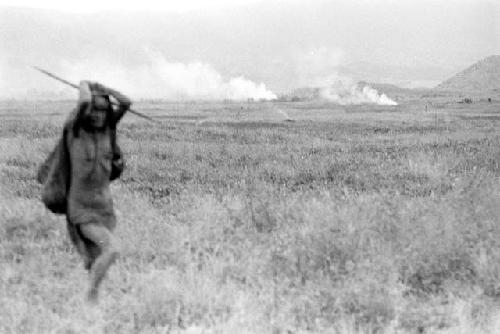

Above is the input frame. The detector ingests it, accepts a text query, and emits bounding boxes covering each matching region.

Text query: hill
[359,81,431,97]
[338,62,452,89]
[436,55,500,92]
[283,81,431,103]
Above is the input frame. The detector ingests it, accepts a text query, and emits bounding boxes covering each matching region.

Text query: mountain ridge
[436,55,500,92]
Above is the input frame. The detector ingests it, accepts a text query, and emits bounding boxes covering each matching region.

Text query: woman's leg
[78,223,120,303]
[66,219,92,270]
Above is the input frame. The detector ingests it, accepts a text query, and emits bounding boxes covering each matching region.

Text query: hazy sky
[0,0,498,99]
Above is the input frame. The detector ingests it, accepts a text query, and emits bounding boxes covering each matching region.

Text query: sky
[0,0,264,13]
[0,0,498,99]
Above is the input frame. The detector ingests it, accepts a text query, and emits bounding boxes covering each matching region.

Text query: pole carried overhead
[32,66,160,124]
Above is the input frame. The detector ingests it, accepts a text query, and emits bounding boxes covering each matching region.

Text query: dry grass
[2,99,500,333]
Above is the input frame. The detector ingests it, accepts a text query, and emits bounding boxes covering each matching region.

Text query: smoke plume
[1,51,276,101]
[320,80,398,105]
[296,48,397,106]
[59,51,277,101]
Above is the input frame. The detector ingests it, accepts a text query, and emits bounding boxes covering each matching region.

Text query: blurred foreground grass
[1,99,500,333]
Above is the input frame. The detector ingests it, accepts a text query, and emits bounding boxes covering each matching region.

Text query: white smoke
[59,50,276,101]
[296,47,398,106]
[320,80,398,105]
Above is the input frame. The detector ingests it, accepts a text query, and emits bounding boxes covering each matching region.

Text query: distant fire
[57,50,277,101]
[320,81,397,105]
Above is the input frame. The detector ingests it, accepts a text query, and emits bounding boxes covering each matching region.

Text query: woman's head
[86,94,112,129]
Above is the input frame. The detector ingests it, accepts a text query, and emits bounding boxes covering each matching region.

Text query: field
[1,98,500,333]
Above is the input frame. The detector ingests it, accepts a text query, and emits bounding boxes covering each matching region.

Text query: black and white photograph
[1,0,500,332]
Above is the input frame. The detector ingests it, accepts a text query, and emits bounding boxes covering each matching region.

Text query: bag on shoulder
[37,128,70,215]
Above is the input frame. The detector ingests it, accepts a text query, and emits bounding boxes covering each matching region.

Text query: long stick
[32,66,159,124]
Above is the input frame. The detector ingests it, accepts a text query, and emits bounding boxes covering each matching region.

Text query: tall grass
[1,100,500,333]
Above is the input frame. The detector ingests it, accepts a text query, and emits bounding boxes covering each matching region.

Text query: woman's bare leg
[66,220,92,270]
[78,223,120,303]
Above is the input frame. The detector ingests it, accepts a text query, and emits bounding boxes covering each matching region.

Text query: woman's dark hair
[72,94,114,136]
[93,94,114,127]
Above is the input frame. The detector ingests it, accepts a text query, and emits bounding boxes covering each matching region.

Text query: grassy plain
[1,98,500,333]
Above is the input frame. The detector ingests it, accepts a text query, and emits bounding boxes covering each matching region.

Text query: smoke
[296,47,345,87]
[295,47,397,105]
[1,51,276,101]
[58,50,276,101]
[320,80,398,105]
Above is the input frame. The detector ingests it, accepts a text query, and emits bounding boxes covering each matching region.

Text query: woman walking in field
[37,80,131,303]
